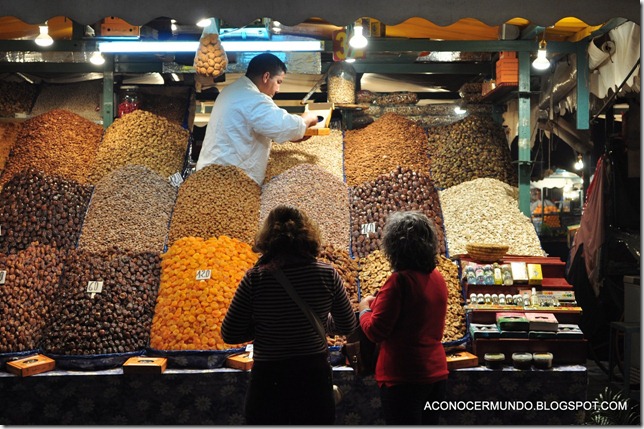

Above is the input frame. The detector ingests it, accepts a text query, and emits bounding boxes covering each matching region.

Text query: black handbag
[341,317,379,377]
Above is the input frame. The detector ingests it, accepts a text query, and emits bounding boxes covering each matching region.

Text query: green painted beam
[517,50,532,217]
[576,42,590,130]
[102,63,114,128]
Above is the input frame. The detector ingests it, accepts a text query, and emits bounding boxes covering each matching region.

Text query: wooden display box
[6,354,55,377]
[447,351,479,370]
[472,338,587,365]
[122,357,167,374]
[225,352,254,371]
[100,17,140,37]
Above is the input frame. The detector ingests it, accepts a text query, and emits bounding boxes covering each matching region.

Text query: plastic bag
[193,19,228,79]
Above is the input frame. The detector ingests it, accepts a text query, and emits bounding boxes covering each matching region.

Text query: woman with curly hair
[222,205,356,424]
[358,210,448,425]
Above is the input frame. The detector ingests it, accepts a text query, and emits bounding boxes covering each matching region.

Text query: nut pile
[150,236,258,350]
[0,122,21,172]
[194,33,228,78]
[356,90,418,105]
[436,255,466,343]
[0,243,64,353]
[78,165,177,254]
[31,81,103,122]
[0,168,93,254]
[0,109,103,187]
[458,82,485,104]
[42,249,161,355]
[318,244,359,311]
[439,177,545,257]
[168,164,260,246]
[141,93,190,125]
[265,129,344,183]
[344,113,430,186]
[358,250,391,298]
[261,164,350,251]
[350,166,446,258]
[91,109,189,183]
[0,81,37,116]
[427,113,517,189]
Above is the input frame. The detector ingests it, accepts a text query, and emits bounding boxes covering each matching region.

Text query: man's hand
[301,111,319,128]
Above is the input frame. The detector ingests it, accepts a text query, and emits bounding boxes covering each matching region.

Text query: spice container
[484,353,505,369]
[532,352,553,369]
[512,352,533,370]
[327,61,356,104]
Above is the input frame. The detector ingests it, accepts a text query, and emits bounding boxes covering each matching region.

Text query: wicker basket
[465,243,509,263]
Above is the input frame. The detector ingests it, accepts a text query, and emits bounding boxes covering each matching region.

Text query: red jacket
[360,269,448,385]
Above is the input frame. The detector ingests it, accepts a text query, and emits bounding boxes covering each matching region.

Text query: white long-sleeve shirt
[196,76,307,184]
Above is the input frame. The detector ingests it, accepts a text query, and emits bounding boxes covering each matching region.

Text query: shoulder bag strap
[270,269,327,346]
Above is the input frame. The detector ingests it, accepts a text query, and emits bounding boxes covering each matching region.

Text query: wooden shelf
[472,338,588,365]
[466,306,583,324]
[480,82,518,103]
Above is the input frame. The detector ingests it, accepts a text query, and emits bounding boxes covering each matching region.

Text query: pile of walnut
[194,33,228,78]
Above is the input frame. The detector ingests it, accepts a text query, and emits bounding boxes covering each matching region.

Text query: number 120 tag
[196,270,212,281]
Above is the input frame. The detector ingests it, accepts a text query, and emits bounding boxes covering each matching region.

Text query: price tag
[196,269,212,281]
[360,222,376,235]
[87,281,103,299]
[169,172,184,188]
[0,225,3,236]
[0,271,6,285]
[245,344,254,359]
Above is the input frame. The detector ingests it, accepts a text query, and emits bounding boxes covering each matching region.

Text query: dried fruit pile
[350,166,445,258]
[31,81,103,122]
[42,249,161,355]
[0,243,64,352]
[78,165,177,254]
[0,122,21,173]
[0,168,93,254]
[318,244,359,312]
[0,109,103,187]
[150,236,258,351]
[0,81,37,116]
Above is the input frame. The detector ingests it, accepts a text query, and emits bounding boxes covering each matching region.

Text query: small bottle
[506,294,514,305]
[477,293,485,305]
[522,293,531,306]
[491,293,499,305]
[498,294,506,305]
[469,293,477,305]
[530,287,539,306]
[484,293,492,305]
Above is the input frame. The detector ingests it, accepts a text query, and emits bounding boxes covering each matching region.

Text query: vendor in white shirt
[196,53,318,184]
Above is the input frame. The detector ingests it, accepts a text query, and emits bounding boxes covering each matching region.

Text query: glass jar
[117,86,141,117]
[327,61,356,104]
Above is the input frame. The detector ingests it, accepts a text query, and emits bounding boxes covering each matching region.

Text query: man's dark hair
[245,53,287,79]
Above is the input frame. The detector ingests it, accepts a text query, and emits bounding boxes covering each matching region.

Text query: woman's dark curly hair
[253,205,321,266]
[381,211,439,273]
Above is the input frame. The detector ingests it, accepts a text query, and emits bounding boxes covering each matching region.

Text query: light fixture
[89,51,105,65]
[574,154,584,171]
[171,19,178,32]
[272,20,282,34]
[345,57,356,63]
[97,40,324,53]
[349,22,368,49]
[454,105,467,115]
[196,18,212,27]
[532,39,550,70]
[34,22,54,47]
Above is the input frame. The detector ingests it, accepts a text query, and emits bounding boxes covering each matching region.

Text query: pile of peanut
[78,165,177,254]
[0,123,21,173]
[91,109,189,183]
[168,164,260,246]
[265,129,344,183]
[0,109,103,187]
[261,164,350,251]
[344,113,430,187]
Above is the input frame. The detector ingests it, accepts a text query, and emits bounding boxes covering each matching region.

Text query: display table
[0,365,587,425]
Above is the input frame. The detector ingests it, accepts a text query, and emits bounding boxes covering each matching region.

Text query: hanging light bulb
[171,19,178,32]
[532,39,550,70]
[35,23,54,47]
[89,51,105,65]
[196,18,212,27]
[574,154,584,170]
[349,23,368,49]
[454,105,467,114]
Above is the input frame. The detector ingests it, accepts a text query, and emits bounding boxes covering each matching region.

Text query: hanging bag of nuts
[194,18,228,79]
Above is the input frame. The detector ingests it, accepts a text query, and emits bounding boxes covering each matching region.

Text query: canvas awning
[0,0,639,27]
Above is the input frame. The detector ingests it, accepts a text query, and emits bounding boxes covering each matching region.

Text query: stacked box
[496,58,518,84]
